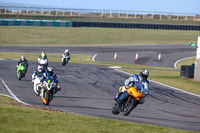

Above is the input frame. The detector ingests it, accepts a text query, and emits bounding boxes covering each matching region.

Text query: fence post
[177,14,179,20]
[4,7,6,14]
[152,12,154,19]
[34,7,36,15]
[101,10,104,18]
[26,7,29,15]
[168,14,171,20]
[194,14,196,20]
[12,7,14,14]
[160,13,162,20]
[78,9,80,16]
[185,14,188,20]
[63,8,65,16]
[134,11,136,18]
[126,11,129,18]
[41,8,43,15]
[70,8,73,16]
[49,9,51,16]
[110,10,112,17]
[56,8,58,16]
[118,10,120,18]
[19,7,22,15]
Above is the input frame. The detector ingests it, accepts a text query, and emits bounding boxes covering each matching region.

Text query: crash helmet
[139,69,149,80]
[41,51,46,59]
[21,55,25,61]
[47,66,53,76]
[38,65,43,73]
[64,49,69,53]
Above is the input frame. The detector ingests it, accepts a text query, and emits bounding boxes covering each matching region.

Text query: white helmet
[21,55,25,61]
[38,65,43,72]
[64,49,69,53]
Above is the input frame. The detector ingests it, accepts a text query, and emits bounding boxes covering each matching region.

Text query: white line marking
[113,68,200,98]
[92,54,97,62]
[0,93,14,99]
[0,76,30,105]
[174,56,195,69]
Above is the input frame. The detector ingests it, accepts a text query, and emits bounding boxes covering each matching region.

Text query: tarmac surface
[0,45,200,131]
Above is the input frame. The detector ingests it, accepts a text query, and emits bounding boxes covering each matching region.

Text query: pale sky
[0,0,200,14]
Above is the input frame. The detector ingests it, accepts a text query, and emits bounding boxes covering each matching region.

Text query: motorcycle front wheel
[45,92,50,106]
[62,59,66,66]
[122,97,136,116]
[112,102,120,115]
[18,71,22,80]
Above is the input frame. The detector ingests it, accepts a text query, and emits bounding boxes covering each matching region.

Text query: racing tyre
[112,102,120,115]
[18,71,22,80]
[122,98,136,116]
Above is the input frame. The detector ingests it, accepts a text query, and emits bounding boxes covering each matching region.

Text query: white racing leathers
[124,74,149,96]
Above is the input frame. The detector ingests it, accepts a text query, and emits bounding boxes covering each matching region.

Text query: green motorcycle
[17,63,27,80]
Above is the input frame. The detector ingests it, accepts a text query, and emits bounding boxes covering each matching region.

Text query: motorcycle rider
[114,69,149,104]
[63,49,70,57]
[38,51,48,63]
[40,66,61,94]
[17,55,28,71]
[31,65,46,83]
[62,49,71,60]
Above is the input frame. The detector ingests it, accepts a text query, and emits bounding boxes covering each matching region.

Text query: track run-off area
[0,45,200,131]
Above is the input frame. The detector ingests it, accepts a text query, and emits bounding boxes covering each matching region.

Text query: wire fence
[0,6,200,21]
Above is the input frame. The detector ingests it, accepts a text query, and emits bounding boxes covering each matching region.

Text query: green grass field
[0,26,199,46]
[0,95,197,133]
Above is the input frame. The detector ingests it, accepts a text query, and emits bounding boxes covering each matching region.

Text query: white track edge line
[92,54,97,62]
[174,56,195,69]
[0,76,30,105]
[114,68,200,98]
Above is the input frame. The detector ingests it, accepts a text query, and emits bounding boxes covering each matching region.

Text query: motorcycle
[40,78,55,105]
[32,76,42,96]
[112,86,145,116]
[38,58,48,71]
[16,63,27,80]
[61,54,70,66]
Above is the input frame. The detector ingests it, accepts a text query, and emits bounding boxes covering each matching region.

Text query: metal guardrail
[0,19,199,30]
[0,6,200,21]
[72,21,200,31]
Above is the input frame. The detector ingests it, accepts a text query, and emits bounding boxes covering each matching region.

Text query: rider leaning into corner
[17,55,29,71]
[40,66,61,94]
[114,69,149,104]
[31,65,45,83]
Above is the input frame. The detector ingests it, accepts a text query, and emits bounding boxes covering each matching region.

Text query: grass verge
[1,52,200,95]
[176,57,196,69]
[0,95,197,133]
[0,26,199,46]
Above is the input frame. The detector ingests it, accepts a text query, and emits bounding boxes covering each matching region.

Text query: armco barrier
[72,21,200,31]
[0,19,72,27]
[1,19,200,30]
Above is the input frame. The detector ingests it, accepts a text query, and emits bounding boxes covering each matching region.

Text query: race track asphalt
[0,44,196,68]
[0,59,200,131]
[0,45,199,131]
